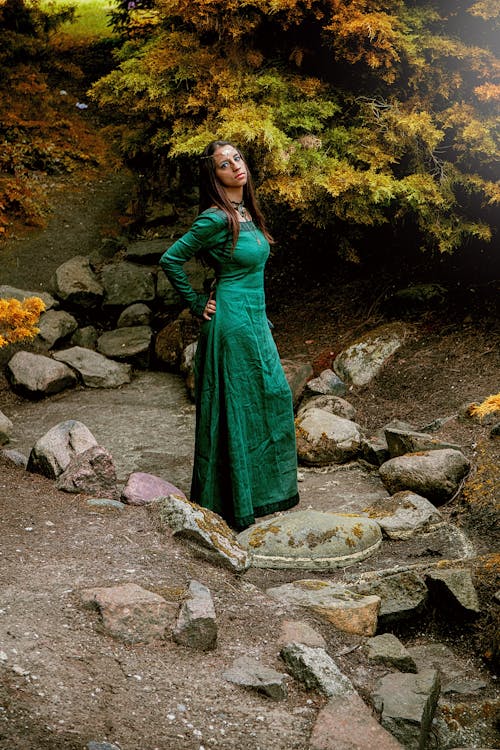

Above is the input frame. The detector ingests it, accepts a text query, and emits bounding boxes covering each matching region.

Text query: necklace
[230,200,249,220]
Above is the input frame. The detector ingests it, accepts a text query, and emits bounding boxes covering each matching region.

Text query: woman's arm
[159,210,227,318]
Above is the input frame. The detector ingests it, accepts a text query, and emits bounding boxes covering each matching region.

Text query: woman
[160,140,299,530]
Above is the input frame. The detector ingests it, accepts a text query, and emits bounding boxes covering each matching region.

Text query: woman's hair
[198,140,273,250]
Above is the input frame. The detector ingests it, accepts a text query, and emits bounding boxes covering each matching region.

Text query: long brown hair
[198,140,273,250]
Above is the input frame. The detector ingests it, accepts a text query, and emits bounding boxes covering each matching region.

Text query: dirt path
[0,168,499,750]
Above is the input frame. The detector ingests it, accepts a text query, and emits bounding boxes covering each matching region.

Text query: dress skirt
[191,282,299,530]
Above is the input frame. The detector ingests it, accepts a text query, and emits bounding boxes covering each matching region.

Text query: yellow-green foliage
[0,297,45,348]
[90,0,499,256]
[470,394,500,418]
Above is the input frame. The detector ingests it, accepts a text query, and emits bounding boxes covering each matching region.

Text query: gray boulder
[71,325,98,350]
[121,471,186,506]
[96,326,153,367]
[55,445,119,498]
[101,261,155,307]
[37,310,78,348]
[238,510,382,570]
[296,408,362,465]
[333,323,407,386]
[281,357,314,406]
[0,285,57,311]
[50,255,104,308]
[172,580,217,651]
[117,303,152,328]
[365,633,417,673]
[354,571,428,627]
[379,449,470,504]
[159,494,249,573]
[0,410,13,445]
[27,419,98,479]
[362,491,444,540]
[297,394,356,421]
[385,426,462,458]
[52,346,132,388]
[7,351,77,399]
[373,669,441,750]
[304,368,346,397]
[223,656,288,701]
[280,643,355,698]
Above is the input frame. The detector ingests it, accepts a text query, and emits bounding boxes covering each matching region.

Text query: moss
[247,523,281,549]
[295,580,330,591]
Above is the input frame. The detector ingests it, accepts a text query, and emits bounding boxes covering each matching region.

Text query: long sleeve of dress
[159,210,229,318]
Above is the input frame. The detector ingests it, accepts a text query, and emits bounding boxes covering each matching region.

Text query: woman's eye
[218,161,229,169]
[234,154,241,162]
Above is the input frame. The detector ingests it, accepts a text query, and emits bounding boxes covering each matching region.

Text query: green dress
[160,208,299,530]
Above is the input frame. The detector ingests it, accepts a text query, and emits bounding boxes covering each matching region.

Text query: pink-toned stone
[121,471,186,505]
[279,620,327,648]
[81,583,176,643]
[55,445,119,498]
[310,691,404,750]
[313,594,380,637]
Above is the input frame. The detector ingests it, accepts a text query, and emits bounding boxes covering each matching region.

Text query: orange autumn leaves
[0,296,45,348]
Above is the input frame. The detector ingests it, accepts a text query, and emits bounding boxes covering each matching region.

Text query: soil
[0,161,499,750]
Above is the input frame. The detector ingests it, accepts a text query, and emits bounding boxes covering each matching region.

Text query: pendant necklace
[230,199,261,244]
[230,200,249,220]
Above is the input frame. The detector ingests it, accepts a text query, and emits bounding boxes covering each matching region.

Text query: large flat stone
[238,510,382,570]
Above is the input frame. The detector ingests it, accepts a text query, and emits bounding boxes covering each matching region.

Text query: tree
[89,1,498,260]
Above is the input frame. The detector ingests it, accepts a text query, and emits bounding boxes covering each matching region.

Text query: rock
[121,471,186,506]
[52,346,132,388]
[159,494,249,573]
[96,325,153,367]
[373,669,441,750]
[365,633,417,673]
[237,510,382,570]
[361,435,390,466]
[0,410,13,445]
[71,325,98,350]
[180,340,197,399]
[379,449,470,504]
[101,261,155,307]
[55,445,119,498]
[223,656,288,700]
[124,238,168,264]
[384,284,447,315]
[0,285,57,311]
[117,302,152,327]
[491,422,500,437]
[297,394,356,421]
[267,580,380,636]
[296,408,362,465]
[37,309,78,348]
[310,691,405,750]
[407,643,487,695]
[280,643,355,697]
[278,620,327,649]
[305,369,347,397]
[362,491,444,540]
[353,571,428,627]
[50,255,104,308]
[155,271,182,307]
[172,580,217,651]
[81,583,174,644]
[6,351,77,399]
[154,310,200,369]
[1,448,28,468]
[384,426,462,458]
[333,323,407,386]
[281,357,314,406]
[87,498,125,511]
[425,568,481,617]
[27,419,98,479]
[87,742,121,750]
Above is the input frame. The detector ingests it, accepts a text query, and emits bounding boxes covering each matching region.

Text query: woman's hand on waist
[203,292,216,320]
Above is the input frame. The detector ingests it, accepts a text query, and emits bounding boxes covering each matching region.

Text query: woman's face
[212,145,248,190]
